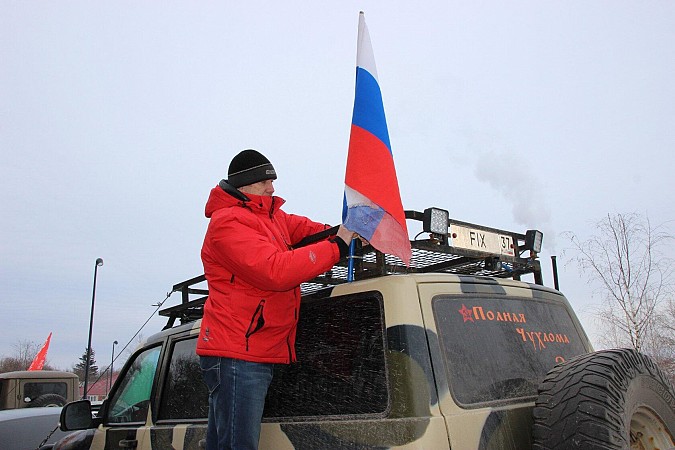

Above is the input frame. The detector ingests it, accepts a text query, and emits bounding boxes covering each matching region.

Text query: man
[197,149,355,449]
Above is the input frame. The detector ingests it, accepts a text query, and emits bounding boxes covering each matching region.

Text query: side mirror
[60,400,94,431]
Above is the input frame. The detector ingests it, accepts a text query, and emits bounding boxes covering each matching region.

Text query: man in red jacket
[197,149,355,450]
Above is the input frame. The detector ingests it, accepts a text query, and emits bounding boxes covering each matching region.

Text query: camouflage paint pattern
[53,274,592,450]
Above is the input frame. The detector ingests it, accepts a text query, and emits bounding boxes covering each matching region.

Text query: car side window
[106,346,161,424]
[158,337,208,420]
[264,292,388,419]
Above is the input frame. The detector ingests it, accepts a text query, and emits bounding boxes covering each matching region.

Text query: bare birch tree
[566,213,673,353]
[650,296,675,384]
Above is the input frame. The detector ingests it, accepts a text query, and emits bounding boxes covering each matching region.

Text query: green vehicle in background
[0,370,78,410]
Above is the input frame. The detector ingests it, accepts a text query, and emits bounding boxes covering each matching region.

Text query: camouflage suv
[53,209,675,449]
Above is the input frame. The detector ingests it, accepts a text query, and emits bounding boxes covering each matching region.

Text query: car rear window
[433,294,588,407]
[24,382,68,403]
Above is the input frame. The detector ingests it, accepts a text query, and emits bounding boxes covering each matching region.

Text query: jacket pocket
[245,299,266,351]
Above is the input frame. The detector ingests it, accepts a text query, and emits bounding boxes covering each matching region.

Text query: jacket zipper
[287,306,297,362]
[245,299,266,351]
[268,197,292,248]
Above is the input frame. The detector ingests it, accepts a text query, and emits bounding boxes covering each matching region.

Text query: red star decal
[458,304,474,322]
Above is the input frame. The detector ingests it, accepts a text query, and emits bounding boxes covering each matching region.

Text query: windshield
[433,294,588,406]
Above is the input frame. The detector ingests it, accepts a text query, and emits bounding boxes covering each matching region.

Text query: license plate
[450,224,515,257]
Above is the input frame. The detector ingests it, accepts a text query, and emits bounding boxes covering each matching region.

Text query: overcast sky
[2,2,674,371]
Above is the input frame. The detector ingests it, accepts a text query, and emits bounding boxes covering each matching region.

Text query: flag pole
[347,238,356,282]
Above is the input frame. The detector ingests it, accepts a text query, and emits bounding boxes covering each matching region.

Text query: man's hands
[336,225,357,245]
[333,225,369,258]
[336,225,369,246]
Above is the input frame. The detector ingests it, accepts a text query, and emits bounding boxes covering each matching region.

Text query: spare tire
[532,348,675,450]
[28,393,67,407]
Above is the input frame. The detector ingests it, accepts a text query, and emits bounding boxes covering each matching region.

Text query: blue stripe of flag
[343,205,385,241]
[351,67,391,153]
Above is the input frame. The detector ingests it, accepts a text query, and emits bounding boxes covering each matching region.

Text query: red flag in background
[28,332,52,371]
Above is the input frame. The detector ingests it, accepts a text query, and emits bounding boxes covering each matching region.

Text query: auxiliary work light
[423,207,449,244]
[524,229,543,253]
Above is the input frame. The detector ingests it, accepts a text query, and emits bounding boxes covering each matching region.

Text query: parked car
[0,406,72,450]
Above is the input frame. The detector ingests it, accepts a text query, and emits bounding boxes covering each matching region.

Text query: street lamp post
[83,257,103,399]
[109,340,118,395]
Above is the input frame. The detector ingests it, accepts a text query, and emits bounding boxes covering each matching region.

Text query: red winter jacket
[196,185,341,363]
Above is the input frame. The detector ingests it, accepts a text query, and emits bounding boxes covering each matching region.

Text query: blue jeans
[200,356,274,450]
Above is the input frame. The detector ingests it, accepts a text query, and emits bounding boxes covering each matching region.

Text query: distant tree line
[0,339,56,372]
[2,335,138,381]
[0,342,101,378]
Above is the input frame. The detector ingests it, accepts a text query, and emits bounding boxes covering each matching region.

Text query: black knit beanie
[227,149,277,188]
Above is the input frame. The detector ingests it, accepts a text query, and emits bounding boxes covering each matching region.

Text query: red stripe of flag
[345,124,407,230]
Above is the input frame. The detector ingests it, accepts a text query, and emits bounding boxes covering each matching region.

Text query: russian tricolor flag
[343,12,411,265]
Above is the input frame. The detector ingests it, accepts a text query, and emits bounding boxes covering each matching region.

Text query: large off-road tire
[532,348,675,450]
[29,393,67,407]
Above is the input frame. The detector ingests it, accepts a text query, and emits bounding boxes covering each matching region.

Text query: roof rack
[159,208,543,329]
[159,274,207,329]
